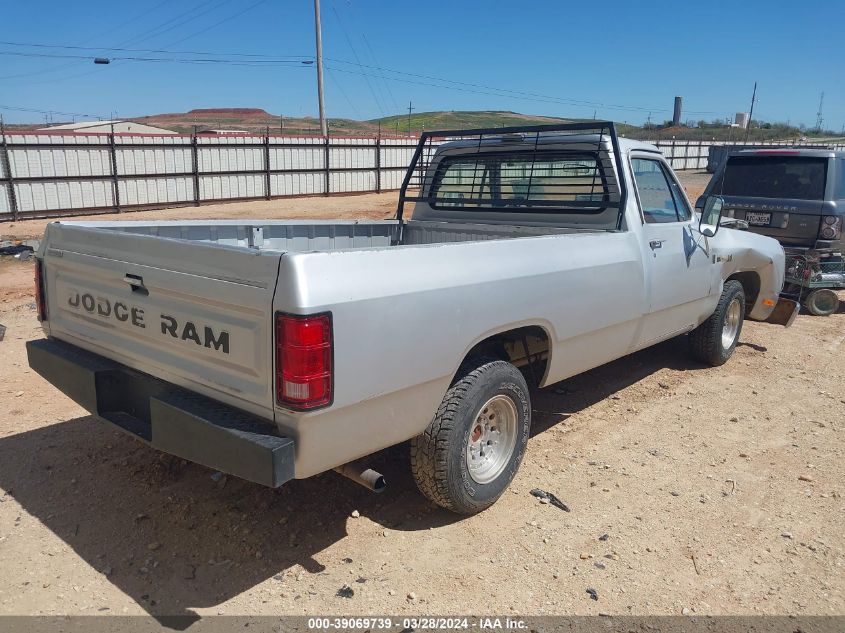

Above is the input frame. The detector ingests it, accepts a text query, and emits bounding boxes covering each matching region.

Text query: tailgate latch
[123,273,148,296]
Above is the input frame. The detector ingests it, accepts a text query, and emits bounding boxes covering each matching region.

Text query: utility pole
[313,0,328,137]
[815,92,824,133]
[407,101,414,137]
[743,81,757,143]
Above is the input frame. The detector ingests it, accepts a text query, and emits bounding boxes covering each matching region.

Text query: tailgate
[723,197,823,247]
[40,223,282,420]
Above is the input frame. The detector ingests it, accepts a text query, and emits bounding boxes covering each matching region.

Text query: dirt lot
[0,176,843,619]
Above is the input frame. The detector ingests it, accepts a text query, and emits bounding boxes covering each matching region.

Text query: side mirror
[699,196,724,237]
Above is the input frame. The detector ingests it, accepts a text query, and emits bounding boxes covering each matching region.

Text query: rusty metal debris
[530,488,570,512]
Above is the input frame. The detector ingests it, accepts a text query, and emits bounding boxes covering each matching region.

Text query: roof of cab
[435,133,659,154]
[732,147,845,159]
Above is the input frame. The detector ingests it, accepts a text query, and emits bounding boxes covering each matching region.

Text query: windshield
[722,156,827,200]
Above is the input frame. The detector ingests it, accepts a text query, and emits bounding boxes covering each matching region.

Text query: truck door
[630,155,715,346]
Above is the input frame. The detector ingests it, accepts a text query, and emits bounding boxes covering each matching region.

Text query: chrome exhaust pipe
[334,461,386,493]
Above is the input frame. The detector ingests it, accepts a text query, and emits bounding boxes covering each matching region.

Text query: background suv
[697,149,845,252]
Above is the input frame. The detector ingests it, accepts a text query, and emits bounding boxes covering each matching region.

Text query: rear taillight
[275,312,333,410]
[34,260,47,321]
[819,216,842,241]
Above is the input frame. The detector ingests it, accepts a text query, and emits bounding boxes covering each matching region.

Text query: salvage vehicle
[782,250,845,316]
[698,148,845,316]
[27,123,797,515]
[697,148,845,252]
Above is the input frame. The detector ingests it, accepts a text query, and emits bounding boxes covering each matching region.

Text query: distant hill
[370,110,575,135]
[10,108,839,143]
[186,108,270,116]
[129,109,589,136]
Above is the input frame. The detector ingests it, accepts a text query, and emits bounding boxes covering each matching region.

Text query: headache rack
[396,121,628,230]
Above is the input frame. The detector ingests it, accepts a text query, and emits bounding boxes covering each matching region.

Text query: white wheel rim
[721,297,742,350]
[466,394,518,485]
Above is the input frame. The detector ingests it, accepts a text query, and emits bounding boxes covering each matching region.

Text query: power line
[0,40,310,59]
[0,38,721,117]
[328,0,400,115]
[163,0,271,48]
[0,51,312,66]
[362,34,399,114]
[0,2,231,82]
[0,39,720,116]
[329,1,386,117]
[0,46,711,115]
[0,104,107,120]
[96,0,173,39]
[326,67,362,119]
[120,0,235,48]
[326,58,719,116]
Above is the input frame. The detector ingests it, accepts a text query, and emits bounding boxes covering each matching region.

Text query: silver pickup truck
[27,122,797,515]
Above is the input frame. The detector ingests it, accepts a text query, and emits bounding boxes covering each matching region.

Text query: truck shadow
[531,335,701,436]
[0,336,724,622]
[0,417,447,623]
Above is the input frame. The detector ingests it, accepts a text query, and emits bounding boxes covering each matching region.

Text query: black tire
[803,288,839,317]
[410,358,531,515]
[689,280,745,367]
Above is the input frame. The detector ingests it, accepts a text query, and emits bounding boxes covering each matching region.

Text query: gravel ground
[0,175,843,619]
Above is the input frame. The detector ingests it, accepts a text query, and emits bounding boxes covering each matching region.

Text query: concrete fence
[1,130,842,221]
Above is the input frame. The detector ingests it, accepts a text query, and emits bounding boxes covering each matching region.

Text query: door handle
[649,240,665,250]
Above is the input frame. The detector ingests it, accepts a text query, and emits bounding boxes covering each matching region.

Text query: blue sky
[0,0,842,128]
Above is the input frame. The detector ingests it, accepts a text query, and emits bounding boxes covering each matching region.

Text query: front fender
[710,228,785,321]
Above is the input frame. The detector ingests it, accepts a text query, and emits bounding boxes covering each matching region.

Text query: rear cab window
[429,151,610,212]
[722,156,828,200]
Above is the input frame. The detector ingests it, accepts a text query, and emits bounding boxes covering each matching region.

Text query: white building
[37,120,177,134]
[198,129,251,135]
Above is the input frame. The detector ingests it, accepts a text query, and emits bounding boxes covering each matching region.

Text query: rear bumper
[26,338,295,488]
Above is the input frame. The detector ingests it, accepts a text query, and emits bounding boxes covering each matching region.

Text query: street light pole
[313,0,328,137]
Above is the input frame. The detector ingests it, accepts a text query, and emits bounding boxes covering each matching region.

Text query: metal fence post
[108,132,121,213]
[375,135,381,193]
[191,134,200,206]
[697,140,703,170]
[264,128,271,200]
[324,134,330,196]
[0,121,20,221]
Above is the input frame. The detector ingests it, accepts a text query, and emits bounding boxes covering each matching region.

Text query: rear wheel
[689,280,745,367]
[803,288,839,317]
[410,359,531,515]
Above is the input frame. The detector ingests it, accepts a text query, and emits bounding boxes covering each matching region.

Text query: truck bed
[36,218,601,429]
[69,219,591,252]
